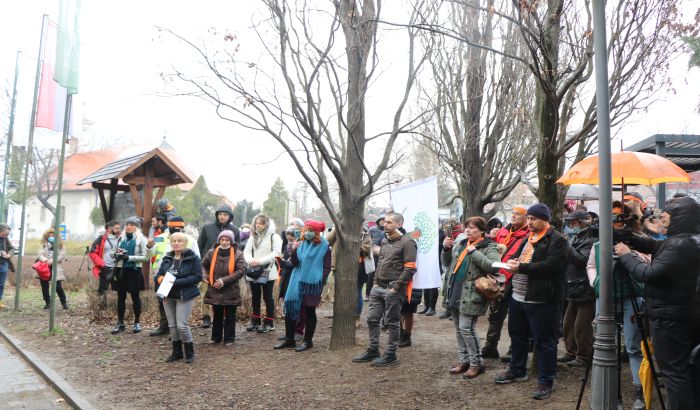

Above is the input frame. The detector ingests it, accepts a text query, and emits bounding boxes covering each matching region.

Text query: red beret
[304,219,325,233]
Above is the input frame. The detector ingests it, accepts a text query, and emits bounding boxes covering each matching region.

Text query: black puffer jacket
[565,226,597,302]
[197,204,241,253]
[620,196,700,322]
[155,249,203,301]
[515,227,568,304]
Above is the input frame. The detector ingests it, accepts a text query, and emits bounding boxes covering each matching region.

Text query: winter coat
[290,242,332,307]
[197,204,241,254]
[495,223,529,282]
[513,227,568,304]
[442,238,500,315]
[369,225,385,247]
[37,243,66,281]
[375,233,417,292]
[112,230,149,268]
[243,217,282,282]
[565,226,597,302]
[155,249,202,301]
[202,245,247,306]
[89,233,119,275]
[619,196,700,322]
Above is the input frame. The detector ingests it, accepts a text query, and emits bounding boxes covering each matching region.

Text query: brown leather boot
[449,363,469,374]
[463,365,485,379]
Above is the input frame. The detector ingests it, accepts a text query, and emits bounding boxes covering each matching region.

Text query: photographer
[558,210,597,368]
[614,196,700,410]
[587,202,647,409]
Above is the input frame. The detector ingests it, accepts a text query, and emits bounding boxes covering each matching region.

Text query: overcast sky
[1,1,699,210]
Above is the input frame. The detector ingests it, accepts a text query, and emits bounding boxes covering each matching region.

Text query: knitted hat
[526,203,551,222]
[217,230,236,244]
[0,223,9,233]
[289,218,304,228]
[168,216,185,234]
[512,206,527,216]
[304,219,326,233]
[124,216,142,227]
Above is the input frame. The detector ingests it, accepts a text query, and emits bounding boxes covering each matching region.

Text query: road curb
[0,324,95,410]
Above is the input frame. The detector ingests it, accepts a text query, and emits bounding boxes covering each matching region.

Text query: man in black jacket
[615,196,700,410]
[558,210,597,368]
[197,204,241,328]
[495,203,567,401]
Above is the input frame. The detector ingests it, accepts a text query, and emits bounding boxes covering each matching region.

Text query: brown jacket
[202,246,247,306]
[375,233,417,291]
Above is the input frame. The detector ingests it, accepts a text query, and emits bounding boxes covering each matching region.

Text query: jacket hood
[666,196,700,236]
[215,204,234,224]
[252,214,277,243]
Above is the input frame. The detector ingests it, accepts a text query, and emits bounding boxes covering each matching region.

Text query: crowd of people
[1,191,697,409]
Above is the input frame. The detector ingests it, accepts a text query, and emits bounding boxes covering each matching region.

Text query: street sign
[59,223,67,240]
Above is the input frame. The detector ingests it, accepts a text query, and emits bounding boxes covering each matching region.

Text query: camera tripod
[576,260,666,410]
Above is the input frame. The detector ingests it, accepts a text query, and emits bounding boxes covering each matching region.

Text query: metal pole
[14,15,48,312]
[655,141,666,206]
[1,51,21,223]
[590,1,617,408]
[49,94,72,332]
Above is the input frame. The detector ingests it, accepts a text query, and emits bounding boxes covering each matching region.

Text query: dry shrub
[86,289,161,325]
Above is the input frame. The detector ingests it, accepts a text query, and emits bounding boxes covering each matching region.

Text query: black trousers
[211,305,237,343]
[97,266,111,294]
[651,317,700,410]
[40,279,66,305]
[117,290,141,323]
[250,281,275,324]
[484,283,512,349]
[423,288,439,309]
[285,305,317,342]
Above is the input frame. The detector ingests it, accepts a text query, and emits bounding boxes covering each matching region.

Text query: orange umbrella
[557,151,692,185]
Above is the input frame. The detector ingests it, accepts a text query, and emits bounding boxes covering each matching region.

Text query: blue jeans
[0,262,8,300]
[508,299,558,385]
[356,282,364,316]
[595,298,643,386]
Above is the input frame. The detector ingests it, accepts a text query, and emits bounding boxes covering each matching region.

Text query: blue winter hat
[526,203,551,222]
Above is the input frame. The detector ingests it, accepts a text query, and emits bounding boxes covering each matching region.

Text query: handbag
[245,265,265,280]
[108,266,122,284]
[363,255,375,274]
[475,274,505,301]
[32,260,51,281]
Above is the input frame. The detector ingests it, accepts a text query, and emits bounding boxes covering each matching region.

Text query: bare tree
[31,147,60,217]
[414,0,537,220]
[163,1,428,348]
[399,0,697,223]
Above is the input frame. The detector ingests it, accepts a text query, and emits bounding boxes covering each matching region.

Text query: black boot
[352,349,380,363]
[295,340,313,352]
[398,332,412,348]
[201,315,211,329]
[166,341,183,362]
[371,352,399,367]
[274,339,296,349]
[150,326,169,337]
[424,308,436,316]
[61,301,69,310]
[482,345,500,359]
[438,310,451,320]
[418,305,429,314]
[184,342,195,363]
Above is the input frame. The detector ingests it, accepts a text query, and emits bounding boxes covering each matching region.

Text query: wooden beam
[141,167,155,289]
[91,182,129,192]
[129,185,143,218]
[122,175,179,186]
[108,179,119,221]
[154,186,166,208]
[98,188,109,225]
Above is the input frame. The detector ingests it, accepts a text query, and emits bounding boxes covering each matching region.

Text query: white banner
[390,176,441,289]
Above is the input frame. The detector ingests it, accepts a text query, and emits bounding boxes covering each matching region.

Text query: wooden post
[141,168,155,288]
[108,178,118,221]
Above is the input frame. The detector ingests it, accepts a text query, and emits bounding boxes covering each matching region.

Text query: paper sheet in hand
[156,272,176,298]
[492,262,510,270]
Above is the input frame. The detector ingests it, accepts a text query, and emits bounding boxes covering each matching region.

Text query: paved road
[0,337,70,409]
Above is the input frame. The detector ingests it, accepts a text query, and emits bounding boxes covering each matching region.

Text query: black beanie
[526,203,551,222]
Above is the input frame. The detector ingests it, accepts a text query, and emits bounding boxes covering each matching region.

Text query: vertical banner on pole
[390,176,441,289]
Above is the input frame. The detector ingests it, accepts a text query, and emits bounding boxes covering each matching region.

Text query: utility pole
[589,0,617,408]
[0,51,21,223]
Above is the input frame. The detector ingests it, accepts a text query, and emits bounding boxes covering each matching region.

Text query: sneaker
[557,353,576,363]
[149,327,169,337]
[371,353,399,367]
[201,316,211,328]
[494,370,528,384]
[565,358,588,368]
[352,349,380,363]
[632,385,645,410]
[531,383,553,400]
[61,302,69,310]
[133,323,142,333]
[111,323,126,334]
[438,310,451,320]
[246,322,260,332]
[257,324,274,333]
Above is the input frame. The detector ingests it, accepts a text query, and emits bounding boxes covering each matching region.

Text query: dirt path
[0,281,641,409]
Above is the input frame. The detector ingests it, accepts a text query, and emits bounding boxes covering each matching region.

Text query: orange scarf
[519,224,550,264]
[209,246,235,285]
[452,237,484,274]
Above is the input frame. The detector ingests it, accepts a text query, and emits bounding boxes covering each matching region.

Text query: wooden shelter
[77,142,195,287]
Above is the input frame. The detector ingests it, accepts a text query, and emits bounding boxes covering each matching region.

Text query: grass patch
[23,239,92,257]
[42,326,66,337]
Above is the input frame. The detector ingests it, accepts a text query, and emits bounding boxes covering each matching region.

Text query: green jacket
[443,238,501,316]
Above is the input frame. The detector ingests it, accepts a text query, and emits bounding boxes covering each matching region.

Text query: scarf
[209,246,235,285]
[119,234,138,269]
[386,230,402,241]
[501,224,527,246]
[452,237,484,283]
[284,238,329,321]
[519,224,550,264]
